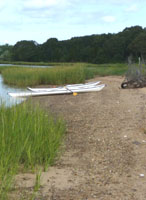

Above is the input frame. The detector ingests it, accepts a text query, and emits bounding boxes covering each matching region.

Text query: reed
[1,63,128,88]
[0,102,66,199]
[0,66,10,73]
[87,63,128,76]
[2,65,87,87]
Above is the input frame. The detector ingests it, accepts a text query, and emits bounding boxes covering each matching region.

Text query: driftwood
[121,57,146,89]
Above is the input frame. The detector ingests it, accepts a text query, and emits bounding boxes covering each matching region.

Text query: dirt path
[16,76,146,200]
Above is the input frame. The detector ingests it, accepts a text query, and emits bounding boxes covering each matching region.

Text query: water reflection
[0,75,26,107]
[0,64,53,107]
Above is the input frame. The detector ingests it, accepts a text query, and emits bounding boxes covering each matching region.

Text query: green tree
[40,38,61,61]
[0,44,13,61]
[128,32,146,58]
[11,40,39,61]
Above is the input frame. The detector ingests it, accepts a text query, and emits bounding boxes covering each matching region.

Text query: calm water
[0,64,52,68]
[0,64,53,107]
[0,75,26,107]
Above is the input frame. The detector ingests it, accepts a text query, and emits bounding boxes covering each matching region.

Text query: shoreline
[14,76,146,199]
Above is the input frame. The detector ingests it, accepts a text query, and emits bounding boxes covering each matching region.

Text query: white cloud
[125,4,138,12]
[102,16,116,23]
[0,0,8,10]
[0,0,146,45]
[24,0,67,9]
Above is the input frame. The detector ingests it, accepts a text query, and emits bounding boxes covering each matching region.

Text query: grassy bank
[0,102,66,199]
[0,63,128,87]
[2,65,89,87]
[87,63,128,76]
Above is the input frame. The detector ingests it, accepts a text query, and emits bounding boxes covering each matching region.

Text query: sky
[0,0,146,45]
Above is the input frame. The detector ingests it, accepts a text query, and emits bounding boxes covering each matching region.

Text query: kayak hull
[8,84,105,98]
[27,81,101,92]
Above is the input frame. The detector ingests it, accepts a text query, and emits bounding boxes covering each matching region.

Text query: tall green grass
[0,66,10,73]
[2,65,87,87]
[1,63,128,87]
[86,63,128,76]
[0,102,65,199]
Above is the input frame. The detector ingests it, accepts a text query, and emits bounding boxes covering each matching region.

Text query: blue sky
[0,0,146,45]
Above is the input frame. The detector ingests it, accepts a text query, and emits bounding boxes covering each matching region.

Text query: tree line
[1,25,146,63]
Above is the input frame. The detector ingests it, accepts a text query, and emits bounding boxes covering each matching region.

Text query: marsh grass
[0,66,10,73]
[0,102,66,199]
[2,65,86,87]
[86,63,128,76]
[1,63,128,87]
[30,169,42,200]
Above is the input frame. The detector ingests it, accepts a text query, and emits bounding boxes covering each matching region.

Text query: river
[0,64,53,107]
[0,64,52,68]
[0,74,27,107]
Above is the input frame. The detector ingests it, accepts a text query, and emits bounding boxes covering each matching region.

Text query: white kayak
[64,81,100,87]
[8,84,105,98]
[27,81,101,92]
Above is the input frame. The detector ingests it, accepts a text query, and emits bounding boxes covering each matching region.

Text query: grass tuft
[0,102,66,199]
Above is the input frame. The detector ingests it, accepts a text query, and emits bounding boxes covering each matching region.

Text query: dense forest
[1,25,146,63]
